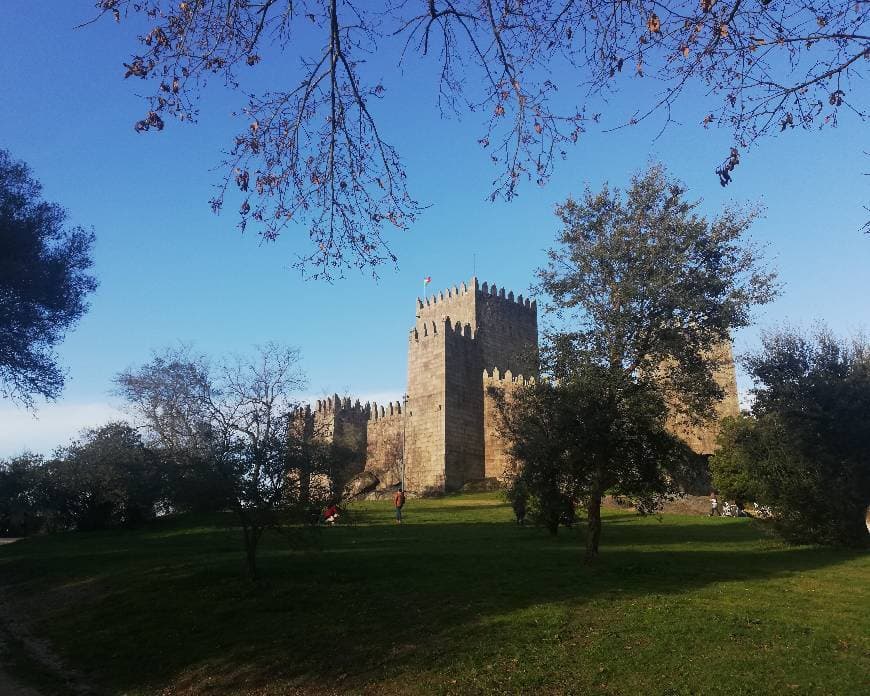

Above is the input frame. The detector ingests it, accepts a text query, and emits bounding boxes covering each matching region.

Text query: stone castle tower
[403,277,538,493]
[295,276,739,496]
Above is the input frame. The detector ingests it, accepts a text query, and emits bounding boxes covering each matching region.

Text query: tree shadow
[1,509,864,694]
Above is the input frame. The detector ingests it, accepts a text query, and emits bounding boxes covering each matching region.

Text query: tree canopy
[539,162,777,418]
[711,328,870,547]
[495,163,778,559]
[0,149,98,406]
[92,0,869,277]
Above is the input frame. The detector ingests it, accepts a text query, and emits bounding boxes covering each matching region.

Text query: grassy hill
[0,493,867,695]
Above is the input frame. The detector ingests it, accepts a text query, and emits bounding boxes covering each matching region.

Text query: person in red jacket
[324,503,340,525]
[394,488,406,524]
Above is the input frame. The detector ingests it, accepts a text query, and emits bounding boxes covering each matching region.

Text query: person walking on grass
[394,488,406,524]
[710,491,720,517]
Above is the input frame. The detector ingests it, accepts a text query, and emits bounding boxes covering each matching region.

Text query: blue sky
[1,2,868,456]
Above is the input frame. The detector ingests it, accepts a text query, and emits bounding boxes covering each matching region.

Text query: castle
[293,277,738,495]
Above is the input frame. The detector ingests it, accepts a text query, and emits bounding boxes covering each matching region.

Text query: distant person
[512,494,527,525]
[710,492,720,516]
[394,488,406,524]
[324,503,340,525]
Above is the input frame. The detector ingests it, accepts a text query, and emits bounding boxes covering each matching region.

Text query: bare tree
[91,1,868,276]
[116,342,313,579]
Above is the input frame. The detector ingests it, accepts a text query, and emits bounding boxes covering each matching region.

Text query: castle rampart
[292,275,738,496]
[482,368,537,479]
[365,403,404,488]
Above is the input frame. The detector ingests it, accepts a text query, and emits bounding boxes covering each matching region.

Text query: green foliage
[0,452,46,536]
[539,163,777,418]
[1,494,867,694]
[709,414,764,506]
[712,329,870,547]
[1,423,165,534]
[0,149,98,406]
[161,453,235,515]
[512,164,776,558]
[494,368,697,550]
[42,422,165,531]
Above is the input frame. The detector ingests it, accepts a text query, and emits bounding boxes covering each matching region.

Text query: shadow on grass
[0,504,864,694]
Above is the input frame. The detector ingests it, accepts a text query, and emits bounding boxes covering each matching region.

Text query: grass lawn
[0,493,868,695]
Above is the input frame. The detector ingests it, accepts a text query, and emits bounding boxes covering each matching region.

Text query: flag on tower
[423,276,431,285]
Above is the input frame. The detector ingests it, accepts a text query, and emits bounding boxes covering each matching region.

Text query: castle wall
[406,278,540,492]
[415,279,539,380]
[309,395,369,474]
[665,341,740,455]
[475,282,539,378]
[415,280,477,330]
[291,275,742,496]
[404,321,447,493]
[482,368,535,480]
[365,402,404,488]
[443,321,484,490]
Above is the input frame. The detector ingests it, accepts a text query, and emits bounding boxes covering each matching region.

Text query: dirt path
[0,542,96,695]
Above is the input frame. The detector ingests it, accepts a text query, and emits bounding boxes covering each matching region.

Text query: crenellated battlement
[409,316,477,344]
[417,279,473,310]
[482,367,536,386]
[477,280,536,312]
[415,277,535,321]
[368,400,404,421]
[294,394,370,417]
[287,271,733,496]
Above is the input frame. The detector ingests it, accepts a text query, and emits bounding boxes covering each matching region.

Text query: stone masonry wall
[416,280,477,330]
[404,320,447,493]
[365,402,404,489]
[666,341,740,455]
[405,277,540,492]
[482,368,536,480]
[294,277,740,494]
[443,321,484,490]
[475,281,539,379]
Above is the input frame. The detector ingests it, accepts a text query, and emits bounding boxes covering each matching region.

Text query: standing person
[394,488,406,524]
[512,493,527,525]
[710,491,720,516]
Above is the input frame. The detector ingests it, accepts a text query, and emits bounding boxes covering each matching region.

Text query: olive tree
[497,163,778,559]
[0,149,97,406]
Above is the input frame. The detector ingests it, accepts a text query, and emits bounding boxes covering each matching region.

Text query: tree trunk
[242,524,260,580]
[585,492,602,562]
[299,465,311,507]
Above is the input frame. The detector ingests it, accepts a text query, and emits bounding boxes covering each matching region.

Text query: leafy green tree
[0,452,46,536]
[713,329,870,547]
[494,381,578,536]
[507,163,777,559]
[43,422,165,531]
[493,365,697,552]
[709,414,764,508]
[0,150,98,406]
